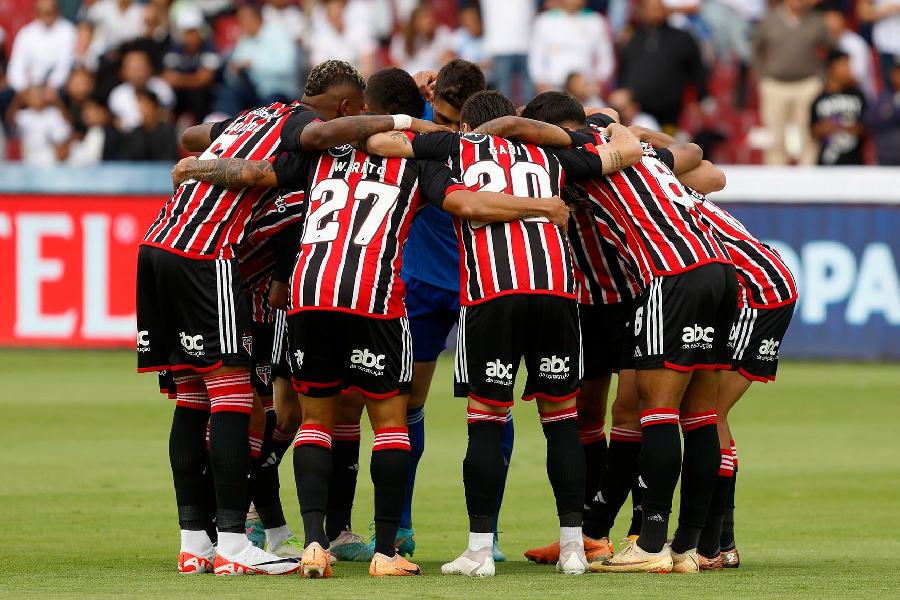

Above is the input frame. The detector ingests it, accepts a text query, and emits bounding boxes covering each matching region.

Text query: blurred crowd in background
[0,0,898,167]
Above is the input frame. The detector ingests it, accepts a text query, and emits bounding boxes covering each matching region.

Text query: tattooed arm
[299,115,450,150]
[597,123,643,174]
[358,130,417,158]
[627,125,703,174]
[172,157,278,190]
[472,116,575,147]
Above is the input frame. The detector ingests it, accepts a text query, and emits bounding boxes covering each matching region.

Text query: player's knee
[610,396,640,430]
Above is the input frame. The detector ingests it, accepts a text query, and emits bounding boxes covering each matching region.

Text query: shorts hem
[460,288,576,307]
[737,367,775,383]
[138,360,226,374]
[467,392,515,408]
[341,385,400,400]
[287,305,404,320]
[521,388,581,403]
[663,362,719,372]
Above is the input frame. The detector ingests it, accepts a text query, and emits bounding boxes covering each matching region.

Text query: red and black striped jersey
[284,145,463,318]
[568,204,640,305]
[409,132,606,305]
[568,131,731,287]
[692,193,798,309]
[237,189,306,323]
[143,102,321,260]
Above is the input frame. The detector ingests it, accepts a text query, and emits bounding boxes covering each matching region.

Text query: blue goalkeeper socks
[494,409,514,532]
[400,406,425,529]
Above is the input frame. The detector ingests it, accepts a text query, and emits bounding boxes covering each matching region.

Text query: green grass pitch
[1,350,898,599]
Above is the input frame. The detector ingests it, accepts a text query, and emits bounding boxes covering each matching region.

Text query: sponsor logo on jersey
[180,332,205,356]
[485,359,513,385]
[137,330,150,352]
[682,325,715,349]
[242,334,253,355]
[539,355,570,379]
[350,349,386,375]
[329,144,355,157]
[255,365,271,385]
[757,338,780,361]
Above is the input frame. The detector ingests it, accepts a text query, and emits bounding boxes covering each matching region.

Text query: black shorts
[580,299,636,380]
[270,309,293,382]
[137,246,253,373]
[287,310,413,399]
[158,370,176,398]
[729,301,795,382]
[251,321,275,397]
[633,262,738,372]
[454,294,582,407]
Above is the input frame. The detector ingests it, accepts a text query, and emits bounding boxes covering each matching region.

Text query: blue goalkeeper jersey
[401,101,461,292]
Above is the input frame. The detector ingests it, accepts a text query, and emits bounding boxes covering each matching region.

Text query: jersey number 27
[302,179,401,246]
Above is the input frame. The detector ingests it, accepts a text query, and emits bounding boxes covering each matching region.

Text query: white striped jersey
[568,203,640,305]
[284,146,464,318]
[692,193,798,309]
[408,132,607,306]
[143,103,321,259]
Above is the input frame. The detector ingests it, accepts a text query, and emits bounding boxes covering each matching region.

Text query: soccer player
[171,68,571,578]
[364,90,645,577]
[140,59,444,576]
[510,94,737,573]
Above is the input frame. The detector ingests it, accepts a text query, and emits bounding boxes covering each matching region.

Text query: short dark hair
[365,67,425,117]
[304,59,366,97]
[434,58,487,109]
[521,91,586,128]
[135,89,160,106]
[459,90,516,130]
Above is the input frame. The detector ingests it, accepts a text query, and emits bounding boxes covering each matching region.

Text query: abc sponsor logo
[180,332,205,356]
[136,330,150,352]
[539,355,570,379]
[682,325,714,350]
[351,349,385,375]
[485,359,513,386]
[757,338,780,361]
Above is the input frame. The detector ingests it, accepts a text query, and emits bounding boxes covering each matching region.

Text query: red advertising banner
[0,195,167,347]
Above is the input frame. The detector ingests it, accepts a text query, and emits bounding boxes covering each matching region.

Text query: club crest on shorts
[256,365,271,385]
[242,334,253,355]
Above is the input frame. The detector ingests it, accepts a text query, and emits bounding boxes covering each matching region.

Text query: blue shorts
[403,274,460,362]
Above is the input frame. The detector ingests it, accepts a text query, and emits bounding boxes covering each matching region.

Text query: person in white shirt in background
[11,86,72,166]
[447,4,484,68]
[607,87,662,131]
[262,0,307,44]
[228,3,299,103]
[108,49,175,131]
[307,0,377,77]
[68,98,118,165]
[857,0,900,91]
[390,2,455,75]
[481,0,534,105]
[528,0,615,95]
[85,0,145,55]
[822,6,877,100]
[6,0,76,95]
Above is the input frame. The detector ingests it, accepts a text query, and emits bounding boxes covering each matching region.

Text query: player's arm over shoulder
[555,123,643,181]
[472,116,575,147]
[676,160,726,195]
[171,156,279,190]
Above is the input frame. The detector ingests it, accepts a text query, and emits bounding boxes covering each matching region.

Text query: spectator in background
[448,4,484,67]
[811,49,866,165]
[607,87,662,130]
[754,0,829,166]
[564,72,602,106]
[262,0,307,45]
[858,1,900,92]
[821,3,876,100]
[528,0,615,94]
[618,0,706,133]
[866,57,900,165]
[307,0,376,77]
[108,49,175,131]
[120,90,178,160]
[67,97,121,164]
[119,1,172,73]
[163,9,220,122]
[391,3,455,74]
[225,2,298,112]
[85,0,145,55]
[9,86,72,165]
[63,67,96,134]
[73,21,105,73]
[701,0,764,107]
[481,0,535,105]
[6,0,76,95]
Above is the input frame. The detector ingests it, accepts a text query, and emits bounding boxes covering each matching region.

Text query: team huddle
[136,57,797,578]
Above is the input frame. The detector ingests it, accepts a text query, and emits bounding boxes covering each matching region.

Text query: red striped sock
[373,427,410,452]
[719,447,735,477]
[579,421,606,444]
[333,421,362,442]
[679,410,718,432]
[609,426,642,442]
[731,439,738,468]
[262,399,274,413]
[204,372,253,414]
[248,430,264,458]
[639,408,679,428]
[466,408,508,425]
[294,424,332,450]
[175,374,210,411]
[539,406,578,426]
[272,426,296,444]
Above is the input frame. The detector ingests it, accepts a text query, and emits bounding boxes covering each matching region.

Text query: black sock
[698,475,731,557]
[293,432,332,548]
[169,405,211,531]
[541,411,585,526]
[253,412,287,529]
[721,465,737,548]
[326,437,360,541]
[636,412,681,553]
[671,420,720,554]
[581,438,608,508]
[583,436,640,540]
[464,419,505,533]
[207,411,251,534]
[628,475,643,537]
[371,443,411,557]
